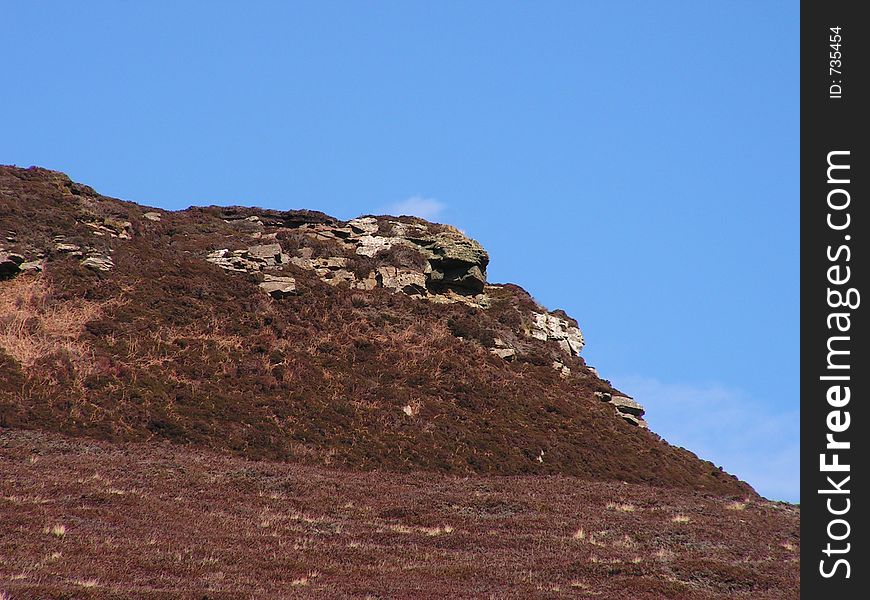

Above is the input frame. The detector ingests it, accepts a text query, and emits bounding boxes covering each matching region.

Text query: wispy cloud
[615,375,799,502]
[386,195,446,220]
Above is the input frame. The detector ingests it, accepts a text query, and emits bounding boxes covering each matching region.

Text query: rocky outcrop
[343,217,489,295]
[595,391,648,428]
[610,395,645,417]
[19,260,42,273]
[55,242,81,254]
[205,215,491,306]
[0,163,641,429]
[83,216,133,239]
[375,266,427,295]
[551,359,571,378]
[529,311,585,356]
[3,191,641,430]
[490,347,516,360]
[197,214,598,375]
[245,243,284,264]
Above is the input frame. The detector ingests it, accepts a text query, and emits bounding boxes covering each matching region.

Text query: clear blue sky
[3,2,799,501]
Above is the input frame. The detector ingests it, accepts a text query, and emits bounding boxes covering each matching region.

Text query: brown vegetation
[0,429,799,599]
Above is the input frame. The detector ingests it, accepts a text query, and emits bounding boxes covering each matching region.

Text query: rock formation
[200,210,611,381]
[205,213,491,302]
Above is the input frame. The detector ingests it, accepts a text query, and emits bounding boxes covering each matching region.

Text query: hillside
[0,166,802,598]
[1,429,799,599]
[0,165,750,495]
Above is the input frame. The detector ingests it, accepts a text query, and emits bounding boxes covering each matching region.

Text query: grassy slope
[1,430,799,599]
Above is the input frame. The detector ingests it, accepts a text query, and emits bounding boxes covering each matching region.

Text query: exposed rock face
[246,243,283,263]
[206,215,491,307]
[354,234,392,257]
[411,232,489,295]
[375,266,427,295]
[552,360,571,378]
[620,413,648,428]
[347,216,379,235]
[344,217,489,295]
[529,311,585,356]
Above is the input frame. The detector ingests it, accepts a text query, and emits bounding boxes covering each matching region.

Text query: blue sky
[2,2,799,501]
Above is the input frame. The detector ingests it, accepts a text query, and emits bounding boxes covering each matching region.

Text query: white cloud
[614,375,799,502]
[386,195,446,220]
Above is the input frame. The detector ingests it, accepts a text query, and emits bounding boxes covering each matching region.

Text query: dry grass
[606,502,636,512]
[423,524,453,536]
[582,531,607,547]
[0,429,800,600]
[0,276,101,380]
[401,400,422,417]
[726,500,748,510]
[671,514,692,524]
[384,523,453,536]
[654,547,675,561]
[43,524,66,538]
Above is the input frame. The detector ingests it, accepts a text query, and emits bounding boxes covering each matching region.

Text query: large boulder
[409,232,489,295]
